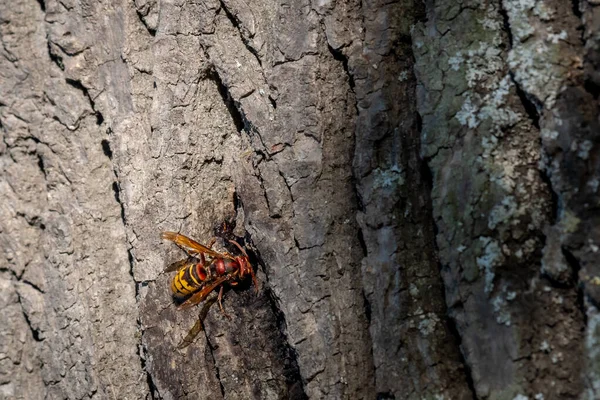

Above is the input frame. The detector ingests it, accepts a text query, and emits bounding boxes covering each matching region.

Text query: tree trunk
[1,0,598,400]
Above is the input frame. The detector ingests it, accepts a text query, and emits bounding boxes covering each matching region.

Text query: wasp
[161,231,258,347]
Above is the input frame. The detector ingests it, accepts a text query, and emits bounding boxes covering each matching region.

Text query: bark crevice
[218,0,263,70]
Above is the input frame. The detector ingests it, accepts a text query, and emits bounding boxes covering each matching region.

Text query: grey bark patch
[1,1,146,398]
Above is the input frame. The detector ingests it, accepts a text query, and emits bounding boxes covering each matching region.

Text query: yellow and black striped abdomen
[171,264,203,297]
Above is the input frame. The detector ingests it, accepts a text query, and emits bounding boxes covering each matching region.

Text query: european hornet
[161,231,258,348]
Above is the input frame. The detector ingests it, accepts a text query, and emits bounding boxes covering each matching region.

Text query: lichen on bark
[414,1,585,399]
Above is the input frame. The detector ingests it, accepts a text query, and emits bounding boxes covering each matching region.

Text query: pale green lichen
[558,210,581,234]
[578,140,593,159]
[418,313,441,336]
[465,43,504,88]
[492,285,517,326]
[448,53,464,71]
[372,165,405,189]
[541,128,559,141]
[409,283,419,297]
[503,0,536,42]
[492,295,511,326]
[488,196,519,229]
[477,237,504,294]
[507,42,564,108]
[456,97,480,128]
[546,30,567,44]
[588,178,599,193]
[504,0,571,109]
[533,2,555,21]
[456,75,521,132]
[551,351,563,364]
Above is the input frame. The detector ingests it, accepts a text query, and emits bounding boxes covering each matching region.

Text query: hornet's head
[228,240,258,292]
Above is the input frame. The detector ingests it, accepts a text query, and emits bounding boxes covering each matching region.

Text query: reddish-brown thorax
[210,257,246,277]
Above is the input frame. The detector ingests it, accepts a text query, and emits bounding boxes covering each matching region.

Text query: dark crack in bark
[207,68,245,133]
[420,153,478,400]
[204,332,226,398]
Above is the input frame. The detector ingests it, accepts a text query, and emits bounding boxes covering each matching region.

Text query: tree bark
[0,0,598,400]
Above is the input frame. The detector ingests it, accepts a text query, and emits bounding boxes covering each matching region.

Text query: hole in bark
[112,181,121,204]
[101,139,113,159]
[415,111,422,134]
[47,42,64,70]
[562,246,581,281]
[36,0,45,12]
[136,9,157,36]
[233,190,240,211]
[377,392,395,400]
[538,168,559,225]
[362,291,372,324]
[357,228,368,257]
[65,78,86,93]
[419,156,441,235]
[269,95,277,109]
[22,311,43,342]
[37,153,47,178]
[327,45,355,90]
[112,181,127,224]
[355,190,366,213]
[562,246,588,324]
[572,0,582,18]
[585,78,600,99]
[18,291,44,342]
[414,0,426,21]
[512,72,540,129]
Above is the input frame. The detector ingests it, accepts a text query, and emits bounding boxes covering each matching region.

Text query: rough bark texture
[1,1,598,400]
[414,1,595,399]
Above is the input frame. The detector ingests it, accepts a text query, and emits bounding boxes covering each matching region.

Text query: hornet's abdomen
[171,263,208,298]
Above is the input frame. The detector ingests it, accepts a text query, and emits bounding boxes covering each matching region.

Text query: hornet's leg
[178,275,229,310]
[250,268,259,294]
[217,285,231,320]
[201,238,216,279]
[177,297,217,349]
